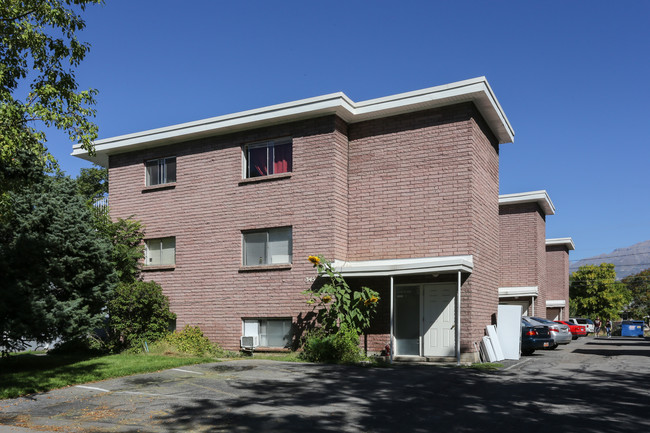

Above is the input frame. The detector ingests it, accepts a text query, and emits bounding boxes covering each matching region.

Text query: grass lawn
[0,353,217,400]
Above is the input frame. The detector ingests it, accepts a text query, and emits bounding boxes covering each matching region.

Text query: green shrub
[165,325,214,356]
[163,325,237,358]
[301,324,362,364]
[107,280,176,351]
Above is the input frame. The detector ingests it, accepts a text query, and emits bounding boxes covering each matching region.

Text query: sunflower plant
[303,255,380,334]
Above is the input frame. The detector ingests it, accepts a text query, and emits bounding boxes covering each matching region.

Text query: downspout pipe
[456,270,461,366]
[390,275,394,364]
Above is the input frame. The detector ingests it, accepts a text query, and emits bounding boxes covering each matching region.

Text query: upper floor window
[245,139,292,178]
[243,227,292,266]
[145,237,176,266]
[146,157,176,186]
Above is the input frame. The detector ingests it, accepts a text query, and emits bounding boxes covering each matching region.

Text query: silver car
[525,316,572,347]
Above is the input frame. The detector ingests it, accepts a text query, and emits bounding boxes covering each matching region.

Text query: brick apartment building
[545,238,575,320]
[73,77,516,362]
[498,190,574,320]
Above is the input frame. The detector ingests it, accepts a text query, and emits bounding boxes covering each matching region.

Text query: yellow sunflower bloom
[308,255,321,265]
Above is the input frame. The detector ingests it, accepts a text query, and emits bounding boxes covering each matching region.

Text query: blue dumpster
[621,320,645,337]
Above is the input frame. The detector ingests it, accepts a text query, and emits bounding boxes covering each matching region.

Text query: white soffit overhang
[72,77,514,167]
[498,286,539,298]
[330,255,474,277]
[498,190,556,216]
[546,300,567,308]
[546,237,575,250]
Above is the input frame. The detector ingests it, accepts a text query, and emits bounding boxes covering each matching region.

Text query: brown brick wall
[546,245,570,318]
[499,202,547,316]
[347,102,500,354]
[109,116,348,349]
[463,111,500,352]
[347,104,475,260]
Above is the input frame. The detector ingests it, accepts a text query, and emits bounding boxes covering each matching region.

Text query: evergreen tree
[0,175,116,355]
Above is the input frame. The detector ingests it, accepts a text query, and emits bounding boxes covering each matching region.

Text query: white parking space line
[503,358,530,371]
[75,385,110,392]
[171,368,204,375]
[76,385,198,400]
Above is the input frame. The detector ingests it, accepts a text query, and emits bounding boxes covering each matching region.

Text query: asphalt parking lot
[1,335,649,432]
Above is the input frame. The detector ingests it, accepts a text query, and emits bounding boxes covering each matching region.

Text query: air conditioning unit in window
[240,335,259,350]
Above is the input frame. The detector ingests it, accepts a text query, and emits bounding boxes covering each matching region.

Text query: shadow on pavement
[152,359,650,432]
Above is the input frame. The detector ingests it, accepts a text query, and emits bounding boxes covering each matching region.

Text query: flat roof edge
[73,77,514,167]
[546,237,575,250]
[499,190,556,215]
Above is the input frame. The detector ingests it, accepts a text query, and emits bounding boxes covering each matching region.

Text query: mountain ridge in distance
[569,239,650,279]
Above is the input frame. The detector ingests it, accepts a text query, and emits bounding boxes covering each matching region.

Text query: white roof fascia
[498,286,539,298]
[72,77,514,167]
[329,255,473,277]
[546,237,575,250]
[498,190,556,216]
[546,300,567,308]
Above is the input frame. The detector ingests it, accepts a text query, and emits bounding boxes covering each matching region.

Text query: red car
[556,320,587,339]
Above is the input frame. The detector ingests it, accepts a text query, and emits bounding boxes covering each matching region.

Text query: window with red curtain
[273,141,292,174]
[246,139,292,178]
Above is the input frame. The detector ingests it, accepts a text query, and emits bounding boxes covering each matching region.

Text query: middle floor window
[145,237,176,266]
[242,227,292,266]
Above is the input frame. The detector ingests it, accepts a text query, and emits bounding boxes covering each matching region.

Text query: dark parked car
[521,317,554,355]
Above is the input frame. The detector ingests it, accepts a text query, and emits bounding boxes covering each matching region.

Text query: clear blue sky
[48,0,650,262]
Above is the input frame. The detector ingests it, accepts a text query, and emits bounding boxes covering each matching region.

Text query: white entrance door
[423,283,456,357]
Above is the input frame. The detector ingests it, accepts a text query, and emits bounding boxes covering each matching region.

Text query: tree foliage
[621,268,650,319]
[75,165,108,203]
[569,263,631,320]
[0,175,116,355]
[1,0,102,177]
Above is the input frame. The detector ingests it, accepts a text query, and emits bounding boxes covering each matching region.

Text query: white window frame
[243,138,292,179]
[242,227,292,266]
[146,157,176,186]
[242,318,292,348]
[145,237,176,266]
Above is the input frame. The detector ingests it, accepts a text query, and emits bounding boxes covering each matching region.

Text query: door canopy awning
[546,299,566,308]
[331,255,473,277]
[498,286,539,298]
